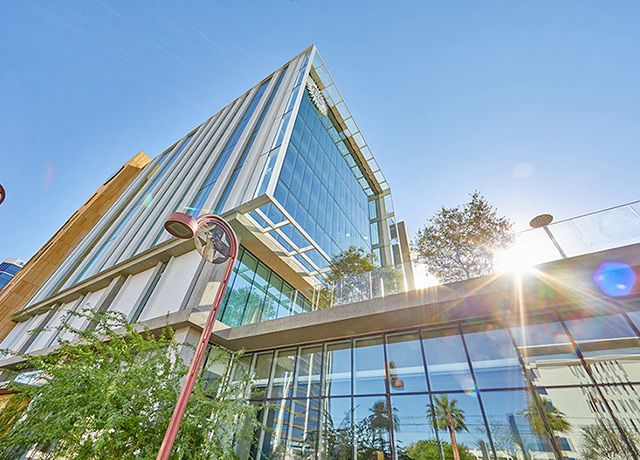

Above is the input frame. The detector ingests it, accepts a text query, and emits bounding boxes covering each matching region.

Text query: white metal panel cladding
[107,267,156,318]
[137,251,201,321]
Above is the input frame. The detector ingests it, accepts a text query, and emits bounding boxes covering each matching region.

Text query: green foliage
[325,246,405,305]
[415,191,514,283]
[405,439,475,460]
[326,246,377,282]
[0,308,262,460]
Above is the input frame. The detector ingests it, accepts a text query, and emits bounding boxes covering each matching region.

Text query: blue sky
[1,1,639,261]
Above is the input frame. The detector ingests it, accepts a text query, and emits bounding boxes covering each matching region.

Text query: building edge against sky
[0,45,409,333]
[1,46,640,460]
[0,258,25,293]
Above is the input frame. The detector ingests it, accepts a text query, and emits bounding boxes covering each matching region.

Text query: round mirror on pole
[194,215,232,264]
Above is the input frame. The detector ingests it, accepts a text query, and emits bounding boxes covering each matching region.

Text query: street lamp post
[530,213,567,259]
[155,212,239,460]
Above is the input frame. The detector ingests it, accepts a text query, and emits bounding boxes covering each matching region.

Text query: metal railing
[498,200,640,269]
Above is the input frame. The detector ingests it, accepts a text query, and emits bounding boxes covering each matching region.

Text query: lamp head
[530,214,553,229]
[164,212,198,239]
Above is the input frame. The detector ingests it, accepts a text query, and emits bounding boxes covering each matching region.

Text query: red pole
[155,221,238,460]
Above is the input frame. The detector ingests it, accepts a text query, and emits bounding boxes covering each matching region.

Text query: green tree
[326,246,405,305]
[326,246,377,282]
[522,397,571,454]
[405,439,475,460]
[0,309,262,460]
[428,396,468,460]
[415,191,514,283]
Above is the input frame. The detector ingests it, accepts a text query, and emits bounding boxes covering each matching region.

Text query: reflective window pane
[512,314,582,388]
[535,386,638,459]
[385,332,428,393]
[259,405,290,460]
[324,341,352,396]
[269,348,297,399]
[354,337,386,395]
[422,327,475,393]
[561,307,640,384]
[463,325,527,389]
[428,392,493,459]
[354,396,392,460]
[294,345,323,398]
[320,397,353,460]
[289,398,320,459]
[390,394,436,458]
[251,351,274,400]
[480,390,556,459]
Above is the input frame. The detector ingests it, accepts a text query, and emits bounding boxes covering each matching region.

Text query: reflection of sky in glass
[354,337,386,395]
[511,319,579,365]
[324,341,351,396]
[574,206,640,250]
[390,394,435,451]
[463,327,526,389]
[563,312,637,341]
[353,396,392,458]
[386,333,428,394]
[628,310,640,331]
[562,312,640,358]
[422,329,476,393]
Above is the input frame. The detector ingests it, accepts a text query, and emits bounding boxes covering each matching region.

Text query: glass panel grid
[244,305,640,460]
[274,92,372,261]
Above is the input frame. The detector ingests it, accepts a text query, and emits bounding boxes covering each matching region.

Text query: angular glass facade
[0,260,22,292]
[219,247,313,327]
[274,92,371,266]
[233,301,640,460]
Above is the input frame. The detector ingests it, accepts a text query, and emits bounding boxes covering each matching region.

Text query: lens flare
[593,262,636,297]
[463,383,478,395]
[44,163,54,189]
[143,193,153,207]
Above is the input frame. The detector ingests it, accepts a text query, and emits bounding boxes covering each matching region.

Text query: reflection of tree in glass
[405,439,475,460]
[480,419,537,460]
[221,285,254,326]
[581,423,639,460]
[321,399,396,460]
[321,405,353,459]
[521,397,570,453]
[427,396,468,460]
[354,400,396,460]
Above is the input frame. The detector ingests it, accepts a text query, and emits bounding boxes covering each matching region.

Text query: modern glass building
[0,258,25,292]
[1,47,640,460]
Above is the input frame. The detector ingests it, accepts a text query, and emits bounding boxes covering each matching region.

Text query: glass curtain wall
[273,91,371,268]
[219,246,313,327]
[235,300,640,460]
